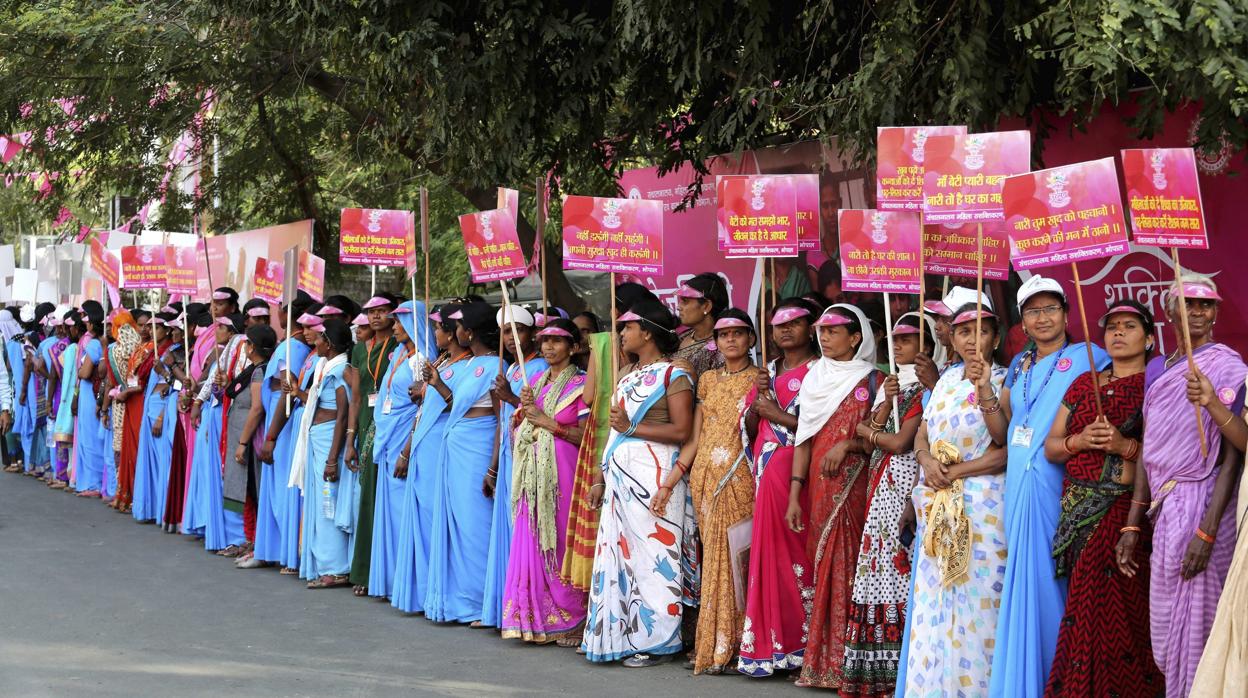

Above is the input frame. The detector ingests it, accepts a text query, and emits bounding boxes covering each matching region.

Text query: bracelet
[1062,435,1079,456]
[1195,527,1216,544]
[346,428,356,435]
[915,449,931,460]
[790,475,806,485]
[979,401,1001,415]
[589,483,605,490]
[674,460,689,474]
[657,484,672,493]
[1123,439,1141,462]
[868,416,886,430]
[1131,499,1150,507]
[869,430,881,449]
[1217,411,1235,428]
[397,454,409,463]
[487,468,498,478]
[1119,525,1142,534]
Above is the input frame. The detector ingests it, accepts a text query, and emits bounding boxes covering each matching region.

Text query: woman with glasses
[984,275,1108,698]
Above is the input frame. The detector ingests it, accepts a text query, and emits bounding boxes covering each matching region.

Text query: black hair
[34,302,55,323]
[437,302,463,334]
[614,282,659,314]
[802,292,829,309]
[462,294,487,304]
[186,302,212,328]
[573,311,603,333]
[772,296,820,352]
[459,301,500,348]
[242,298,268,313]
[684,272,729,316]
[620,299,680,354]
[857,298,885,336]
[245,324,278,359]
[133,309,152,324]
[377,291,403,308]
[288,295,314,320]
[896,313,936,353]
[323,294,360,319]
[539,318,582,350]
[213,287,240,313]
[817,260,842,290]
[221,313,246,334]
[321,318,354,354]
[713,307,756,337]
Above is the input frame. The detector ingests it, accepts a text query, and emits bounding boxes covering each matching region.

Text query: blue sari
[73,337,105,493]
[254,338,312,563]
[422,354,499,622]
[480,354,548,627]
[9,338,38,472]
[988,341,1108,698]
[298,356,355,579]
[277,352,318,568]
[132,343,179,522]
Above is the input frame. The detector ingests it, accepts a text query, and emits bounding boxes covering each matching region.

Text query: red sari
[799,374,875,689]
[119,343,156,510]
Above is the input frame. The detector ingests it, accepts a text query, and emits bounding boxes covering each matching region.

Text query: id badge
[367,392,378,408]
[1011,426,1034,448]
[382,397,393,414]
[173,380,183,391]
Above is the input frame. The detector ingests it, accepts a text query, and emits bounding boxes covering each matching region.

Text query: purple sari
[1143,342,1246,697]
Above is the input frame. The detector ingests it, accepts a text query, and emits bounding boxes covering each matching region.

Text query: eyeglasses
[1022,304,1063,320]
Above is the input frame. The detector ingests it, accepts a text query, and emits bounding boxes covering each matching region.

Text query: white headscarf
[0,310,23,342]
[874,311,948,409]
[796,303,877,445]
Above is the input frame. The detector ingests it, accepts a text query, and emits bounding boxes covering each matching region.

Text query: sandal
[556,634,583,649]
[76,490,101,498]
[353,585,368,597]
[217,545,242,557]
[306,575,350,589]
[279,567,298,575]
[622,653,672,668]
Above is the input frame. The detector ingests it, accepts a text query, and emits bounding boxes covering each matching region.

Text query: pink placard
[1121,148,1208,249]
[298,249,325,302]
[90,238,121,290]
[561,196,664,274]
[793,174,820,251]
[838,209,923,294]
[253,257,284,304]
[119,245,166,289]
[339,208,414,266]
[922,222,1011,280]
[922,130,1031,223]
[1003,157,1131,270]
[715,175,798,257]
[458,208,528,283]
[876,125,968,210]
[164,245,199,294]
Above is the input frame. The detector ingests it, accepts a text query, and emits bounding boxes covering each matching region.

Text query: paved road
[0,472,801,697]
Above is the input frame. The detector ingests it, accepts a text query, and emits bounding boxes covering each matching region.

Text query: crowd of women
[2,269,1245,697]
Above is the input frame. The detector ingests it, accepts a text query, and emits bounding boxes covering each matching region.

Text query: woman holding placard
[786,304,879,689]
[897,303,1008,698]
[738,297,820,679]
[986,275,1109,698]
[581,300,693,667]
[1041,300,1161,697]
[840,312,942,698]
[1136,274,1244,697]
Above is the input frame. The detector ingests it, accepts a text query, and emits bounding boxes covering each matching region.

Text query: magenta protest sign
[876,125,967,210]
[119,245,167,289]
[922,222,1011,280]
[164,245,198,294]
[793,174,820,251]
[715,175,798,257]
[459,208,527,283]
[1121,148,1208,249]
[298,249,325,302]
[252,257,284,304]
[1003,157,1131,270]
[922,130,1031,223]
[339,208,414,266]
[562,196,664,274]
[838,210,923,294]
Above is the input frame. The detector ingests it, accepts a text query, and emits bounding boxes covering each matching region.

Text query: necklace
[781,354,814,372]
[721,362,753,377]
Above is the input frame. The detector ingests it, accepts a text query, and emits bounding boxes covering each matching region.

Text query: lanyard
[367,337,393,385]
[1019,342,1069,427]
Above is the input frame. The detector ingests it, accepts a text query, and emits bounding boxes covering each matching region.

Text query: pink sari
[738,360,814,677]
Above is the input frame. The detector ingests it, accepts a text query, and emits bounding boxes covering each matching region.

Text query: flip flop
[353,585,368,597]
[279,567,298,575]
[307,575,349,589]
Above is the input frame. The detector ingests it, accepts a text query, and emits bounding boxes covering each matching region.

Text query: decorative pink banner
[793,174,820,251]
[164,245,199,294]
[922,222,1011,280]
[459,208,528,283]
[339,208,414,266]
[298,249,326,302]
[876,125,968,210]
[561,196,664,274]
[922,130,1031,223]
[498,187,519,224]
[253,257,284,304]
[715,174,798,257]
[1121,147,1208,249]
[89,238,121,290]
[120,245,168,289]
[1003,157,1131,270]
[838,209,923,293]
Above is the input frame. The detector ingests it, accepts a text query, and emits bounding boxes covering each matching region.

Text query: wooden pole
[883,291,900,431]
[975,223,984,358]
[609,272,618,388]
[537,176,548,319]
[1170,248,1209,459]
[759,260,768,369]
[918,213,926,355]
[1070,262,1104,417]
[500,279,527,382]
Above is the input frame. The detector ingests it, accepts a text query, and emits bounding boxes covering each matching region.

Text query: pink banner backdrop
[195,220,313,300]
[120,245,168,289]
[876,125,968,210]
[252,257,284,304]
[922,130,1031,223]
[794,174,820,251]
[459,208,528,283]
[838,209,923,293]
[1121,147,1209,249]
[164,245,199,294]
[715,174,798,257]
[298,249,325,302]
[90,238,120,290]
[1003,157,1130,270]
[561,196,664,274]
[339,208,414,266]
[923,221,1011,280]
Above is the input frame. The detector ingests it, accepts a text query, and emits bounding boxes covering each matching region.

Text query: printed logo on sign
[1056,358,1073,372]
[481,211,495,241]
[1218,387,1236,405]
[911,128,930,164]
[1150,151,1168,190]
[1046,171,1071,209]
[602,199,622,229]
[870,212,888,245]
[788,378,801,392]
[854,386,869,402]
[964,135,986,171]
[750,178,768,212]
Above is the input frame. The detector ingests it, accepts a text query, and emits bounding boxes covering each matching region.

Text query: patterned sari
[561,331,613,591]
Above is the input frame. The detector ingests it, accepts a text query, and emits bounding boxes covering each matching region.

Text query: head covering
[109,309,138,341]
[770,306,811,326]
[1180,281,1221,302]
[0,310,22,341]
[296,312,324,330]
[317,304,344,317]
[922,299,952,317]
[675,284,705,300]
[496,305,535,328]
[352,313,370,327]
[215,313,245,334]
[796,304,877,445]
[951,308,996,326]
[941,286,994,314]
[536,326,574,339]
[1098,303,1150,328]
[212,287,239,305]
[362,296,394,310]
[713,316,753,332]
[392,300,436,360]
[1016,274,1066,311]
[19,305,34,324]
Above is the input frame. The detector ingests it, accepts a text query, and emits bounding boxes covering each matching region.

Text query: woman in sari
[840,312,943,698]
[897,304,1008,697]
[500,317,589,643]
[4,311,36,476]
[987,276,1109,698]
[224,325,275,560]
[366,300,433,598]
[1136,274,1244,697]
[179,302,226,535]
[290,318,356,588]
[165,309,203,533]
[38,312,70,488]
[1042,300,1162,697]
[662,308,758,674]
[483,304,547,627]
[785,304,879,689]
[108,311,146,514]
[131,314,175,523]
[391,302,463,613]
[421,300,502,623]
[738,298,820,678]
[73,303,106,498]
[581,300,693,667]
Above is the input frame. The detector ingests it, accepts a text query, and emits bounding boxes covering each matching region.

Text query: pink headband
[1181,282,1221,301]
[448,310,464,320]
[675,284,705,300]
[392,306,414,315]
[1099,304,1148,328]
[617,310,642,322]
[428,311,442,322]
[892,323,921,335]
[770,306,811,326]
[212,291,233,301]
[814,312,853,327]
[713,317,751,332]
[951,309,995,325]
[536,326,574,339]
[296,312,324,328]
[214,316,237,329]
[352,313,369,326]
[247,307,270,318]
[923,300,952,317]
[362,296,392,310]
[151,318,166,326]
[317,305,344,316]
[160,305,176,314]
[533,312,549,327]
[48,317,63,327]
